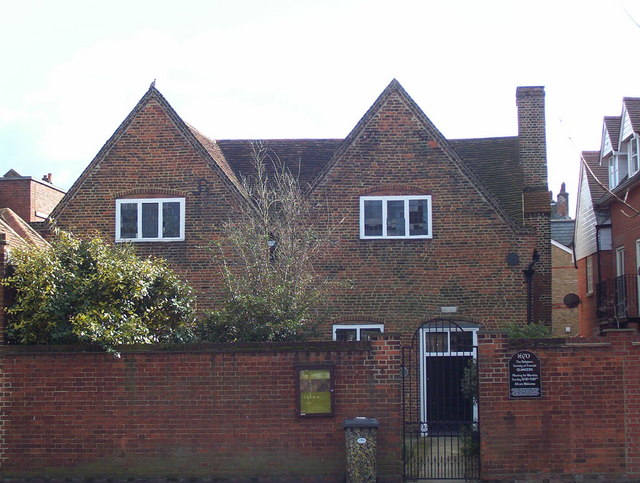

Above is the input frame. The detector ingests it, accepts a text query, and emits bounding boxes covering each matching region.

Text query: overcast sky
[2,0,640,216]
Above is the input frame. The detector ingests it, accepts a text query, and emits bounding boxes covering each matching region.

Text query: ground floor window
[333,324,384,341]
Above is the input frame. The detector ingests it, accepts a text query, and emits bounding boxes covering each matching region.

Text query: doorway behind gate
[402,319,480,480]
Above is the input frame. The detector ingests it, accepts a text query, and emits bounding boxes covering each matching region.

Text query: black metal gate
[402,319,480,480]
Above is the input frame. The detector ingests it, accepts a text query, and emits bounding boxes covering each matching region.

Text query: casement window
[115,198,185,242]
[609,151,629,188]
[586,256,594,296]
[333,324,384,341]
[629,134,640,177]
[360,195,432,239]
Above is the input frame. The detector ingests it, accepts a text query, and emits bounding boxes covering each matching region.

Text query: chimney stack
[516,86,548,192]
[556,182,569,218]
[42,173,52,184]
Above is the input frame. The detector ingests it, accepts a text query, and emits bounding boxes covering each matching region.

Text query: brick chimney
[516,86,548,192]
[516,85,551,324]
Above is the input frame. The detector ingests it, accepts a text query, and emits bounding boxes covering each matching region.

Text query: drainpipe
[523,249,541,325]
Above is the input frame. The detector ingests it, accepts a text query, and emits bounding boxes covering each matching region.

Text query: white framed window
[609,151,629,189]
[360,195,432,239]
[115,198,185,242]
[333,324,384,341]
[629,134,640,177]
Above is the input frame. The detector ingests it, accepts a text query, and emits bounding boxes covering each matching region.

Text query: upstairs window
[360,195,432,239]
[116,198,185,242]
[609,151,629,189]
[629,134,640,177]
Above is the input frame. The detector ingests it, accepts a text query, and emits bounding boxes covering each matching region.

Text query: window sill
[116,238,185,243]
[360,235,432,240]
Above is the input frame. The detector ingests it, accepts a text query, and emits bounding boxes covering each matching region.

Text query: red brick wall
[479,330,640,481]
[0,336,402,482]
[0,179,31,221]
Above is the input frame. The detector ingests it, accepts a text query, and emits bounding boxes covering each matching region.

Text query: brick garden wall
[479,329,640,482]
[0,336,402,482]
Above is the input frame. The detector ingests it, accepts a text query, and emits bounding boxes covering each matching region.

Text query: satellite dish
[563,293,581,309]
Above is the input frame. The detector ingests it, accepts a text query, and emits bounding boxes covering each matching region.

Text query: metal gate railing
[402,318,480,480]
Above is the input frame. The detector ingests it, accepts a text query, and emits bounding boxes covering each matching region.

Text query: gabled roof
[601,116,621,161]
[623,97,640,134]
[0,208,49,249]
[50,86,249,220]
[308,79,522,230]
[582,151,608,202]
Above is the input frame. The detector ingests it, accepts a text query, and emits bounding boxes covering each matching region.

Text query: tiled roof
[0,208,49,249]
[603,116,621,150]
[449,137,523,221]
[582,151,607,202]
[214,136,525,222]
[217,139,343,189]
[187,125,244,193]
[551,219,575,247]
[623,98,640,133]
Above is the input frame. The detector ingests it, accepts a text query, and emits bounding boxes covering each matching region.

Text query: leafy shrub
[3,230,195,352]
[503,321,552,339]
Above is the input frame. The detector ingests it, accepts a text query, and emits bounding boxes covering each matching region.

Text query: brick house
[0,169,65,223]
[0,80,552,481]
[575,98,640,335]
[50,80,550,334]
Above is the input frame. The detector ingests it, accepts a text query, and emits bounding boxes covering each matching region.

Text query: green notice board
[298,367,333,416]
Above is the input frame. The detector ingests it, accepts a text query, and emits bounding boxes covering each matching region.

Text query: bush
[503,321,552,339]
[3,230,195,352]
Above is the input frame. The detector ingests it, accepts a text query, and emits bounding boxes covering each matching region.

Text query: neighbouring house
[550,183,579,336]
[48,80,551,337]
[0,170,59,340]
[0,169,65,223]
[575,98,640,335]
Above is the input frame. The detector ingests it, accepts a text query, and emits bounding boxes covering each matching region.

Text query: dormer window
[609,150,628,189]
[116,198,185,242]
[629,134,640,177]
[360,195,432,239]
